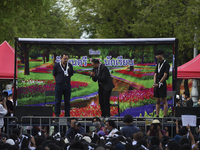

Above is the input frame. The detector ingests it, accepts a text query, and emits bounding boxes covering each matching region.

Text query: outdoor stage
[15,38,178,118]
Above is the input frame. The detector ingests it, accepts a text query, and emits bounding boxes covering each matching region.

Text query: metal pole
[191,27,199,104]
[14,38,17,115]
[174,39,178,106]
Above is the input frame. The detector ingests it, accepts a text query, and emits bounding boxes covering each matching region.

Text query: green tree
[68,0,200,93]
[0,0,82,74]
[69,0,200,64]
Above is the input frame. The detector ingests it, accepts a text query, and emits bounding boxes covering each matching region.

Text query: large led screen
[17,44,174,117]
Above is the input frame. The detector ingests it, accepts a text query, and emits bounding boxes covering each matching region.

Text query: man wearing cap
[153,49,170,117]
[183,91,193,107]
[53,53,73,117]
[147,119,166,139]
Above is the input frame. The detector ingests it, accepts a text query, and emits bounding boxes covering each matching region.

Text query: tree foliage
[69,0,200,65]
[0,0,81,46]
[0,0,82,74]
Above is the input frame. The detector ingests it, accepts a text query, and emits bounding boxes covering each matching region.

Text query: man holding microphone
[89,59,114,118]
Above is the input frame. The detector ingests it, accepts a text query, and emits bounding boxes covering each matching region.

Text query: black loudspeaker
[175,107,200,131]
[15,106,53,124]
[174,107,200,117]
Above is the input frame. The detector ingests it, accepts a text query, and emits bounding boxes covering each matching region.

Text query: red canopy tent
[0,41,17,79]
[177,54,200,79]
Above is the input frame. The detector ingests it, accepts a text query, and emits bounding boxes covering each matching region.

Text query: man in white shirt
[105,120,118,137]
[0,93,8,132]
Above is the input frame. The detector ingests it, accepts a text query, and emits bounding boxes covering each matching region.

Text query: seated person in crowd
[91,117,107,135]
[104,120,118,137]
[183,91,193,107]
[147,119,166,139]
[65,118,85,142]
[120,114,140,138]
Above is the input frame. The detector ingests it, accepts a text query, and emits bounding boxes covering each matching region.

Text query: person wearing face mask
[104,120,118,137]
[91,117,108,135]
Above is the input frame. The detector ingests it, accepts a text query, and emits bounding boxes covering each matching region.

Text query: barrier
[4,116,200,138]
[6,116,177,137]
[4,116,18,135]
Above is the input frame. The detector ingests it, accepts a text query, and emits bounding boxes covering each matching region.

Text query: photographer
[0,93,7,132]
[65,118,85,142]
[183,91,193,107]
[147,119,166,139]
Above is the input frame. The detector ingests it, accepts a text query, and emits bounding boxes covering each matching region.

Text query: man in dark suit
[89,59,115,117]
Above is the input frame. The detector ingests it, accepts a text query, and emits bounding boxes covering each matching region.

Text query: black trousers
[98,85,112,117]
[154,81,167,98]
[55,83,71,117]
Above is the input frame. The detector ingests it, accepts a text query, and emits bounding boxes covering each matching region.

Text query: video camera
[74,121,81,127]
[153,124,158,130]
[93,122,100,128]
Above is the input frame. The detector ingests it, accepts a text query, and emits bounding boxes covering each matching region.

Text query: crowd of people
[0,114,197,150]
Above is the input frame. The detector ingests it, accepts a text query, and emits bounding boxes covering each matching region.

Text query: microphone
[89,69,94,78]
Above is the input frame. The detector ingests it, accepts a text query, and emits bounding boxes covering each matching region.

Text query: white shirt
[29,145,36,150]
[107,128,118,137]
[0,104,7,128]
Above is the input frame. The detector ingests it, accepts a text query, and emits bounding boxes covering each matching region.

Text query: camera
[74,121,81,127]
[0,97,5,102]
[154,124,157,130]
[93,122,100,128]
